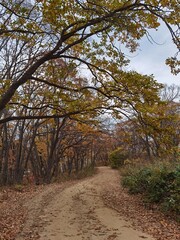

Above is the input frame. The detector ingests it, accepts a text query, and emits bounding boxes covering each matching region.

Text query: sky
[124,23,180,86]
[81,22,179,88]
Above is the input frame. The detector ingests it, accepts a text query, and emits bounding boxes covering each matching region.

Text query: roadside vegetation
[109,136,180,221]
[109,146,180,221]
[121,160,180,220]
[108,83,180,221]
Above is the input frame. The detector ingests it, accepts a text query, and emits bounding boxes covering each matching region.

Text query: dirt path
[17,167,155,240]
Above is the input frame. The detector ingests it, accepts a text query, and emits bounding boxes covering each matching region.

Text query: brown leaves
[0,186,41,240]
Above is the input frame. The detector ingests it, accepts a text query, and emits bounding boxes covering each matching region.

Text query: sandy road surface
[17,167,155,240]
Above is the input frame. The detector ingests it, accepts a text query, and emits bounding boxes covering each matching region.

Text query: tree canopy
[0,1,179,185]
[0,0,179,123]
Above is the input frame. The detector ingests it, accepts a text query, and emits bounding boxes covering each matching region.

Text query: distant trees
[0,116,112,185]
[113,85,180,161]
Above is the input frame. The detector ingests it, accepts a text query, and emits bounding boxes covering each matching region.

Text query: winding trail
[17,167,155,240]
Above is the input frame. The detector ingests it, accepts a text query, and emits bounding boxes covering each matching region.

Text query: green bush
[121,162,180,217]
[109,148,128,169]
[122,167,152,194]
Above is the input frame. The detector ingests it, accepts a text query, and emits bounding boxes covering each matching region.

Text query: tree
[113,84,180,161]
[0,0,179,122]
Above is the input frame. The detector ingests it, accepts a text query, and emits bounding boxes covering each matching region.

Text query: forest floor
[0,167,179,240]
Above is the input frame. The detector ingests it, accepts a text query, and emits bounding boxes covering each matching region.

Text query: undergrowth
[121,160,180,221]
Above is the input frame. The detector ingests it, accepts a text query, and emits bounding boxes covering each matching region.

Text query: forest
[0,1,180,239]
[0,0,179,186]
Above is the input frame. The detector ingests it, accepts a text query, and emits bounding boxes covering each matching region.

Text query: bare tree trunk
[0,123,9,185]
[14,119,26,183]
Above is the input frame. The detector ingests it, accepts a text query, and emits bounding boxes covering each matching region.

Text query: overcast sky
[125,23,179,86]
[81,22,179,87]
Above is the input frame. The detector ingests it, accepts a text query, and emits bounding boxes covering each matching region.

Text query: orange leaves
[76,122,99,137]
[35,141,48,158]
[0,186,41,240]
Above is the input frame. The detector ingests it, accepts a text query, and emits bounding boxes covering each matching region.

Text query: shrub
[121,161,180,217]
[122,167,152,194]
[109,148,128,169]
